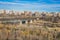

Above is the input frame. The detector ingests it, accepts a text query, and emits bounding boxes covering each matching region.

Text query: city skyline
[0,0,60,12]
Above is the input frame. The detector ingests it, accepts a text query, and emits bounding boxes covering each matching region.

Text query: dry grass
[0,24,60,40]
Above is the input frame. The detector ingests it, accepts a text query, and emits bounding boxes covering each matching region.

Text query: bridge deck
[0,16,41,21]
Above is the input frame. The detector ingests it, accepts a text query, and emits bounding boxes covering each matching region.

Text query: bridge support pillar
[37,18,39,20]
[20,20,22,25]
[30,20,33,23]
[26,20,28,24]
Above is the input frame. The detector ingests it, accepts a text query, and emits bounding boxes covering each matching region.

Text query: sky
[0,0,60,12]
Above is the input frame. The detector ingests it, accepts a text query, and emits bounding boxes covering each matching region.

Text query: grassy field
[0,24,60,40]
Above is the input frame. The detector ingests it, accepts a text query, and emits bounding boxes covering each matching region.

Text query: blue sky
[0,0,60,12]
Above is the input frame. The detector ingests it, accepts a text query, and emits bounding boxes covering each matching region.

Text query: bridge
[0,16,41,24]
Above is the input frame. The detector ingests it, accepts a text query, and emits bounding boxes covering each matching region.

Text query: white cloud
[0,1,60,8]
[0,1,60,12]
[0,1,17,4]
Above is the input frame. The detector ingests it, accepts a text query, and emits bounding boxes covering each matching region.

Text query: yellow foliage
[0,24,4,28]
[7,30,11,32]
[24,31,29,35]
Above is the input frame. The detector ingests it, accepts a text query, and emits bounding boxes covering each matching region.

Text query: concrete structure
[0,16,39,24]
